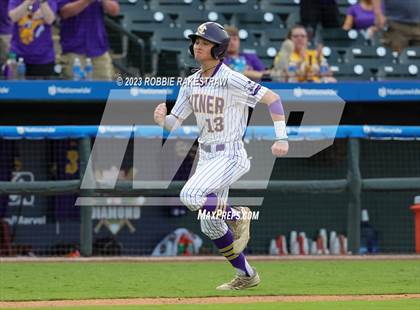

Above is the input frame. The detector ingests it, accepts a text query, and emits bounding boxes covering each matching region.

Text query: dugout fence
[0,125,419,256]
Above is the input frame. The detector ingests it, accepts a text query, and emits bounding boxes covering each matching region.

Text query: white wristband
[274,120,288,140]
[163,114,180,131]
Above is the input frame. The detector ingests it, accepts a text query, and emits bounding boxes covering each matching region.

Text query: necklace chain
[201,63,219,76]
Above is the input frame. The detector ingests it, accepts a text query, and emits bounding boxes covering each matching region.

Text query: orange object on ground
[410,204,420,254]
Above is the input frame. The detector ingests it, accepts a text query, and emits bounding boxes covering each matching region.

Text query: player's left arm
[259,89,289,157]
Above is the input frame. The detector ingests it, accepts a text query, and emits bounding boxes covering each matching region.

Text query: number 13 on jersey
[205,117,224,133]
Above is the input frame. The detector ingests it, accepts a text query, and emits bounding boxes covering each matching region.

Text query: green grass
[0,261,419,301]
[22,300,420,310]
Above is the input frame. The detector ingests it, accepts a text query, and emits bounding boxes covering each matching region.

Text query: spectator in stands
[343,0,378,38]
[270,38,293,82]
[58,0,119,80]
[223,25,269,81]
[373,0,420,53]
[272,25,336,83]
[0,0,12,65]
[300,0,340,39]
[8,0,57,78]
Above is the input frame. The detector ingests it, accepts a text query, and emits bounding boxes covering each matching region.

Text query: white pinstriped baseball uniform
[172,62,268,240]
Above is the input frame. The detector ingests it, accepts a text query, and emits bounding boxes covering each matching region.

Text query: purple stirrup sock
[202,193,238,221]
[213,230,251,276]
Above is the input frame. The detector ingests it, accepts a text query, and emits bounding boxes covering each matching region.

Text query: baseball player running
[154,22,288,290]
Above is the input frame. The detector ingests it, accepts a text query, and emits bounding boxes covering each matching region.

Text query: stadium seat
[399,47,420,65]
[119,0,151,10]
[152,27,195,76]
[335,0,353,5]
[321,28,366,48]
[261,28,289,49]
[322,46,348,64]
[260,0,300,15]
[149,0,204,14]
[140,33,183,76]
[205,0,259,14]
[337,0,353,17]
[163,10,214,30]
[177,12,230,30]
[330,63,374,80]
[237,31,263,49]
[346,58,386,78]
[345,46,395,64]
[125,10,173,33]
[204,12,231,26]
[336,0,352,15]
[377,64,420,80]
[236,12,282,31]
[151,28,191,53]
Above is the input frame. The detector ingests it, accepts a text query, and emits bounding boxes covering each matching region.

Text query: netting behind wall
[0,135,418,256]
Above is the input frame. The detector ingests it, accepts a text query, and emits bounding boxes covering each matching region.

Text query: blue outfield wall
[0,81,419,102]
[0,125,419,140]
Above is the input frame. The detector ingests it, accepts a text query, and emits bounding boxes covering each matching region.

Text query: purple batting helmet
[188,22,230,60]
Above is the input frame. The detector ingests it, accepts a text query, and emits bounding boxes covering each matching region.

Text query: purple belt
[201,144,225,153]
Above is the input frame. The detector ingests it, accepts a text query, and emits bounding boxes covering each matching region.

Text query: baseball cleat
[227,206,252,254]
[216,268,260,290]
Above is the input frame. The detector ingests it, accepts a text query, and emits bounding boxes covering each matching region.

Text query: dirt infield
[1,294,420,308]
[1,254,419,263]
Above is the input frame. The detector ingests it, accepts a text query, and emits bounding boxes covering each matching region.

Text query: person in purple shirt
[57,0,119,80]
[8,0,56,78]
[343,0,378,38]
[0,0,13,64]
[223,25,269,81]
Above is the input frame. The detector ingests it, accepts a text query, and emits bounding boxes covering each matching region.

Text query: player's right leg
[180,155,252,253]
[179,157,259,290]
[180,157,252,253]
[198,196,260,290]
[227,206,252,254]
[179,154,249,213]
